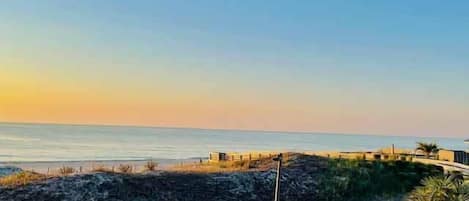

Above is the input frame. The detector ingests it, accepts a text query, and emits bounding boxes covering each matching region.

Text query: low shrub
[144,160,158,171]
[59,166,75,175]
[118,164,133,173]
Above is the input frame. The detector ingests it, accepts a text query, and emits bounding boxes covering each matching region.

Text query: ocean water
[0,122,466,162]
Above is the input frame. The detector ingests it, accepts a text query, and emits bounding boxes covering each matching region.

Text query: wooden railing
[413,158,469,176]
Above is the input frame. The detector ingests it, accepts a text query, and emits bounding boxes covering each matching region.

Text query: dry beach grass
[0,171,47,187]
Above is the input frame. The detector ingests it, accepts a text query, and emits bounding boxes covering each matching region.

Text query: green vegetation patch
[316,159,443,201]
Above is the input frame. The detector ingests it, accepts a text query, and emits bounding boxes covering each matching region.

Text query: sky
[1,1,469,138]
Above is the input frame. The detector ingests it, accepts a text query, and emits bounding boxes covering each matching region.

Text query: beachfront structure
[209,151,281,162]
[329,150,414,161]
[209,143,469,165]
[209,147,414,163]
[438,149,469,165]
[209,152,227,161]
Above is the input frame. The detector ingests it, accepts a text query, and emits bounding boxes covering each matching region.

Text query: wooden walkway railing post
[273,153,283,201]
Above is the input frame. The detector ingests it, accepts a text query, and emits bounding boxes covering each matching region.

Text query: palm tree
[416,142,439,159]
[407,175,469,201]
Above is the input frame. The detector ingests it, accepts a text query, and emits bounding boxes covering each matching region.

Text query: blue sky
[1,1,469,137]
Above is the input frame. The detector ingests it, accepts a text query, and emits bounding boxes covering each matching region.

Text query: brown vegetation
[91,164,113,173]
[0,171,47,187]
[59,166,75,175]
[144,160,158,171]
[170,154,288,173]
[118,164,133,173]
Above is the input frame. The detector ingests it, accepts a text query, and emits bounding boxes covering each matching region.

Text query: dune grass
[169,155,284,173]
[144,160,158,171]
[170,160,254,173]
[118,164,133,173]
[0,171,47,187]
[59,166,75,175]
[91,164,114,173]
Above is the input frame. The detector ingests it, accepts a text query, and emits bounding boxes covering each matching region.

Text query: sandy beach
[0,158,203,174]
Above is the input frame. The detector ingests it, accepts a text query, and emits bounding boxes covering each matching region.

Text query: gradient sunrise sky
[1,1,469,137]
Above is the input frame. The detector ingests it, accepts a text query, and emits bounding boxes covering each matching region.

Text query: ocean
[0,122,466,162]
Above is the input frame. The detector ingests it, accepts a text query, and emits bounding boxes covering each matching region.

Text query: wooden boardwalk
[413,158,469,176]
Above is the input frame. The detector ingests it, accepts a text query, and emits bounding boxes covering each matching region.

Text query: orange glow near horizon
[2,64,468,137]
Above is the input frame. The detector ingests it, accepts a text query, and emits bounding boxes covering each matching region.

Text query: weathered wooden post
[273,153,283,201]
[391,144,395,160]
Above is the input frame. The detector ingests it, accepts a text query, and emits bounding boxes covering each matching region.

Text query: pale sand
[0,158,204,174]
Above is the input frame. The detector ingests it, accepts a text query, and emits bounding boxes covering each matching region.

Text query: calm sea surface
[0,122,466,162]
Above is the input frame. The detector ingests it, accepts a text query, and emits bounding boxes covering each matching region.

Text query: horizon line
[0,120,464,140]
